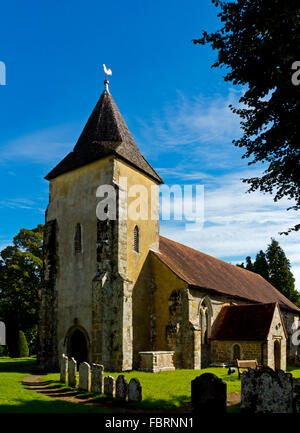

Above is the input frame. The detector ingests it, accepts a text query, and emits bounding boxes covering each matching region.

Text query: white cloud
[136,89,245,168]
[160,169,300,290]
[0,124,76,164]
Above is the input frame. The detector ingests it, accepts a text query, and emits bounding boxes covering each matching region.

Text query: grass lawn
[44,367,243,409]
[1,357,300,413]
[0,357,107,413]
[41,364,300,410]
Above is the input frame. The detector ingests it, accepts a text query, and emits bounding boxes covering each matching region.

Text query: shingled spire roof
[45,85,163,183]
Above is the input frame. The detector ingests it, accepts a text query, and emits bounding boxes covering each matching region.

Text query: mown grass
[1,357,300,413]
[43,366,243,409]
[43,365,300,410]
[0,357,107,413]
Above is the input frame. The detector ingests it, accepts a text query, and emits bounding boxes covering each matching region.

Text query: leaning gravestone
[116,375,128,401]
[241,367,293,413]
[68,357,77,388]
[128,378,142,402]
[79,362,91,392]
[104,376,115,398]
[91,364,104,394]
[191,373,227,414]
[60,354,68,384]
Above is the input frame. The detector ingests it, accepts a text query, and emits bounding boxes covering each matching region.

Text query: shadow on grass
[0,396,109,414]
[0,358,40,375]
[38,379,192,411]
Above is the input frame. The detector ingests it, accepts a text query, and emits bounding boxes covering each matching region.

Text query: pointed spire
[45,88,163,184]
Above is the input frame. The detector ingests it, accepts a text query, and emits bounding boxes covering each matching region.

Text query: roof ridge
[159,235,260,278]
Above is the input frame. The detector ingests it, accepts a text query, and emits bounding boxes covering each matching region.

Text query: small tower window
[133,225,139,253]
[74,223,82,253]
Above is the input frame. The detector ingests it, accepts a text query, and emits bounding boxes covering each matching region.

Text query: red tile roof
[153,236,300,314]
[210,303,284,340]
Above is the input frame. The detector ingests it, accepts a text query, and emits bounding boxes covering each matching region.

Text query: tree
[0,225,43,356]
[193,0,300,233]
[266,238,299,304]
[253,250,269,280]
[236,238,299,306]
[17,331,29,358]
[236,256,254,271]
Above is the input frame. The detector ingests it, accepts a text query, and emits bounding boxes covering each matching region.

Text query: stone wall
[46,157,114,368]
[38,219,59,371]
[211,340,264,365]
[266,305,287,371]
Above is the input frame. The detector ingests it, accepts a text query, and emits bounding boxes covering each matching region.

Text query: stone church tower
[38,79,163,371]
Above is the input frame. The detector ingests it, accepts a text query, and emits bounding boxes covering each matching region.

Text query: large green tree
[193,0,300,233]
[0,225,43,356]
[266,238,298,304]
[237,238,299,306]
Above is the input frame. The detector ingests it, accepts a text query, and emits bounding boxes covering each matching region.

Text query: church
[38,77,300,373]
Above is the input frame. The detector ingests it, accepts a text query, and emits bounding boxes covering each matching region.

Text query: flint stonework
[91,363,104,394]
[79,362,91,392]
[128,378,142,402]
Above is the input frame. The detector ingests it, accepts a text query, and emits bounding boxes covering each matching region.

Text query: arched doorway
[67,329,88,365]
[274,340,281,370]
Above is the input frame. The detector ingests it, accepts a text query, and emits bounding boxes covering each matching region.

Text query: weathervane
[103,64,112,93]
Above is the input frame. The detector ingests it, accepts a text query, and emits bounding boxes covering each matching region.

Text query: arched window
[199,297,212,345]
[133,225,139,253]
[232,344,241,360]
[74,223,82,253]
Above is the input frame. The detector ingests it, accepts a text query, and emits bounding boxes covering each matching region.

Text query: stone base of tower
[92,273,133,372]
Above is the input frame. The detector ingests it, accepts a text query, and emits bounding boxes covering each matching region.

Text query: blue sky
[0,0,299,288]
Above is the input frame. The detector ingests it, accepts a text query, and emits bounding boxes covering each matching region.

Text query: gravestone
[241,367,293,413]
[191,373,227,414]
[60,354,68,383]
[91,364,104,394]
[79,362,91,392]
[68,357,77,388]
[116,375,128,401]
[104,376,115,398]
[128,378,142,402]
[293,378,300,413]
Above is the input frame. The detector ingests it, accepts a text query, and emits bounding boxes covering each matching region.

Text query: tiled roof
[210,303,280,340]
[153,236,300,314]
[45,90,163,183]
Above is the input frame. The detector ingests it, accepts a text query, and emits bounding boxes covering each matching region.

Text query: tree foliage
[237,238,299,306]
[0,225,43,355]
[193,0,300,233]
[17,330,29,358]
